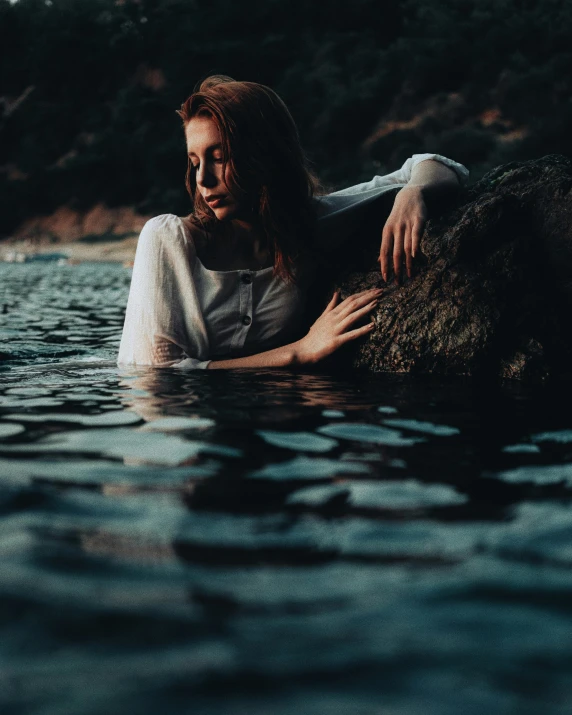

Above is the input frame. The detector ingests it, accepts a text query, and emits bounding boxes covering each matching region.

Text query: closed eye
[188,158,222,168]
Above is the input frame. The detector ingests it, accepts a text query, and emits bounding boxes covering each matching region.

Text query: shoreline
[2,203,150,265]
[0,235,139,265]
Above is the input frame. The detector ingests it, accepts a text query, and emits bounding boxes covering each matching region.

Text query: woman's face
[185,116,241,221]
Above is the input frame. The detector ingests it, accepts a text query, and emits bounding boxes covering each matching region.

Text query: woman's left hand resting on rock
[206,287,382,370]
[380,159,460,283]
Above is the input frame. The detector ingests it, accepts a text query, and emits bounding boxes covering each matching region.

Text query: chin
[212,205,240,222]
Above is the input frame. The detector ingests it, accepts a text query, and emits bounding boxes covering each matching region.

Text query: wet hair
[177,75,320,282]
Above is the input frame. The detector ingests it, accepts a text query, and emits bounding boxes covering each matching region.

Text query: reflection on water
[2,262,572,714]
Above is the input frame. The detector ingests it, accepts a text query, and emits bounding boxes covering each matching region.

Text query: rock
[330,154,572,380]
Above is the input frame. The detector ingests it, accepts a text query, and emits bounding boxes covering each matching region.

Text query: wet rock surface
[330,154,572,380]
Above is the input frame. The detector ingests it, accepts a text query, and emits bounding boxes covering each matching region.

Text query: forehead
[185,115,221,151]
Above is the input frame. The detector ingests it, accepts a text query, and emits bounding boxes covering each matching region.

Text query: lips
[205,195,226,208]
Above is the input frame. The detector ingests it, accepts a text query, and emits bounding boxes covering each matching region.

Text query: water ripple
[2,262,572,714]
[317,422,425,446]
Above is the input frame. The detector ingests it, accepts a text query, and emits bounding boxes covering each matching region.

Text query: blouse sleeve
[313,154,469,254]
[328,153,469,197]
[117,215,211,369]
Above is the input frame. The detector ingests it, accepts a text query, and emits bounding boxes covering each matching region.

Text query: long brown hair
[177,75,320,282]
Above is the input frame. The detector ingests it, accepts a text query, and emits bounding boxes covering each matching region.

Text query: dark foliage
[1,0,570,235]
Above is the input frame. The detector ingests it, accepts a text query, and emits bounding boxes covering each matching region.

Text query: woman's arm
[379,159,461,282]
[207,288,382,370]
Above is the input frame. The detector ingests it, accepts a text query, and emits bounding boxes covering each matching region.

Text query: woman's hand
[296,288,382,365]
[379,185,428,283]
[207,289,381,371]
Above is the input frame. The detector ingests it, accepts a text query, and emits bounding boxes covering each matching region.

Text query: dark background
[1,0,570,237]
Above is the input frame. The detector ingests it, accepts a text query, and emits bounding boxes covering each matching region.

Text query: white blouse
[117,153,469,369]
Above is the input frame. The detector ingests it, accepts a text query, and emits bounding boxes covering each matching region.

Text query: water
[1,261,572,714]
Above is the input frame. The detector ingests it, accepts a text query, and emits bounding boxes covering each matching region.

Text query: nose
[196,162,218,189]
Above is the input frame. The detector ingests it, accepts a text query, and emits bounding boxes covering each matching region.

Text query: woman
[118,75,468,370]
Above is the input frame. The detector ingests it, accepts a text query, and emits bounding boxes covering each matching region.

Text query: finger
[340,300,378,331]
[412,220,423,259]
[335,288,382,311]
[339,321,375,344]
[393,226,405,284]
[380,228,394,282]
[337,289,382,318]
[323,291,339,314]
[404,228,412,279]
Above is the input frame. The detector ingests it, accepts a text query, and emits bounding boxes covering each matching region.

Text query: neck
[228,217,272,269]
[229,216,266,247]
[230,211,261,234]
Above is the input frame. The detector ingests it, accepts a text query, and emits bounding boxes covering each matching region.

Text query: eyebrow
[187,143,223,157]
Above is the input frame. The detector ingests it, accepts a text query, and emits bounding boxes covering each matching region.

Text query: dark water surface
[2,261,572,714]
